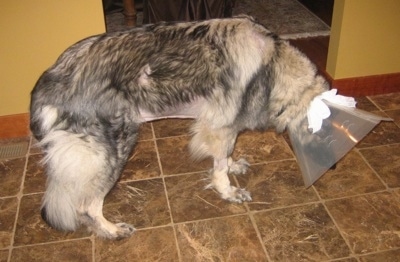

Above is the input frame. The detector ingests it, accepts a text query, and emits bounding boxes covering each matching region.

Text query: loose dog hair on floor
[30,15,329,239]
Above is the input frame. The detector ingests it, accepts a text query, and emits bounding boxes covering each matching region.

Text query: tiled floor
[1,93,400,262]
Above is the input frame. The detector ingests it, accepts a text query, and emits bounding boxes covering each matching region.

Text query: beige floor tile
[176,215,267,261]
[359,249,400,262]
[137,122,154,141]
[354,96,380,112]
[359,144,400,188]
[0,250,9,262]
[13,194,90,246]
[357,121,400,148]
[385,108,400,124]
[104,179,171,229]
[24,154,46,194]
[233,130,294,164]
[0,158,25,197]
[254,203,350,261]
[120,140,161,182]
[0,198,18,249]
[314,150,386,199]
[236,160,319,211]
[368,92,400,111]
[325,192,400,254]
[165,173,246,223]
[157,136,212,175]
[96,227,179,262]
[10,239,92,262]
[152,119,193,138]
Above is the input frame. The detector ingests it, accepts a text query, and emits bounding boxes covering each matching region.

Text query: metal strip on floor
[0,141,29,160]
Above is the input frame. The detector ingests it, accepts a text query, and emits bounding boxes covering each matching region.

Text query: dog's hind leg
[40,130,136,239]
[190,122,252,203]
[79,196,135,239]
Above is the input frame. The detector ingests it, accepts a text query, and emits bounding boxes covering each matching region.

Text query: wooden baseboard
[0,113,30,139]
[324,71,400,96]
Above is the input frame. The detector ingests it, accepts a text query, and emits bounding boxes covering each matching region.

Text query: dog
[30,15,329,239]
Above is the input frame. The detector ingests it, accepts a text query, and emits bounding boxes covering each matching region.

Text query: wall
[327,0,400,79]
[0,0,105,116]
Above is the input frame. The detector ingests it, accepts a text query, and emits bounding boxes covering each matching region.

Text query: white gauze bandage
[307,89,357,133]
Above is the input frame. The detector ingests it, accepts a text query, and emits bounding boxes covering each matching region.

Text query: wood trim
[324,71,400,96]
[0,113,30,139]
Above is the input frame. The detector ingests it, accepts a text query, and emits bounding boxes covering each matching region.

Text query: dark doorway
[298,0,334,26]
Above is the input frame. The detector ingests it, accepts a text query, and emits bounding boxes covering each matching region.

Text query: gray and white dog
[30,16,328,239]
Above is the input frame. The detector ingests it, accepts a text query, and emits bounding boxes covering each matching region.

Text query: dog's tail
[39,130,109,232]
[30,104,60,141]
[41,184,77,231]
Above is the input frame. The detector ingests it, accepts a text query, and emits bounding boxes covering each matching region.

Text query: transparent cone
[289,101,392,187]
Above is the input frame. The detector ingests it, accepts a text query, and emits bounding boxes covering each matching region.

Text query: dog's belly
[138,97,206,122]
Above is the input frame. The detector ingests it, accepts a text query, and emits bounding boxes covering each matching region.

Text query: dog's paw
[114,223,136,240]
[221,186,252,203]
[228,158,250,175]
[95,222,136,240]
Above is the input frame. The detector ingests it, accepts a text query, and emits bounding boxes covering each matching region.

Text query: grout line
[317,186,399,258]
[247,206,273,261]
[313,186,359,259]
[249,200,323,215]
[91,234,95,262]
[14,191,44,197]
[0,195,20,201]
[366,96,386,112]
[356,142,400,151]
[7,136,32,262]
[354,247,400,260]
[246,186,392,217]
[154,134,191,141]
[312,185,358,259]
[132,223,175,232]
[120,169,209,184]
[10,236,93,249]
[240,157,297,168]
[355,148,390,191]
[312,185,358,261]
[151,123,182,262]
[322,200,358,258]
[319,189,390,203]
[325,256,361,262]
[171,212,251,226]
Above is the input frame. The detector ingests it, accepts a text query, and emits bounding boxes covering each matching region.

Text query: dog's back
[30,16,276,138]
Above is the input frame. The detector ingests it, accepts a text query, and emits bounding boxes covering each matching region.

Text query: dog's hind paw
[114,223,136,240]
[95,222,136,240]
[222,186,252,203]
[228,158,250,175]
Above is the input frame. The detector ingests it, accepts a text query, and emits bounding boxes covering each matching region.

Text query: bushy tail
[30,105,60,142]
[41,179,78,231]
[39,130,109,231]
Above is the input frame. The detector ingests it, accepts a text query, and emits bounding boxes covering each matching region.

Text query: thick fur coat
[30,16,328,239]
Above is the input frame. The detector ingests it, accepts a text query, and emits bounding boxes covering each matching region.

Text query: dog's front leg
[208,158,252,203]
[190,122,252,203]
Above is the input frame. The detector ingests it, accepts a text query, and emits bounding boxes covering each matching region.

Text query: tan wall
[327,0,400,79]
[0,0,105,116]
